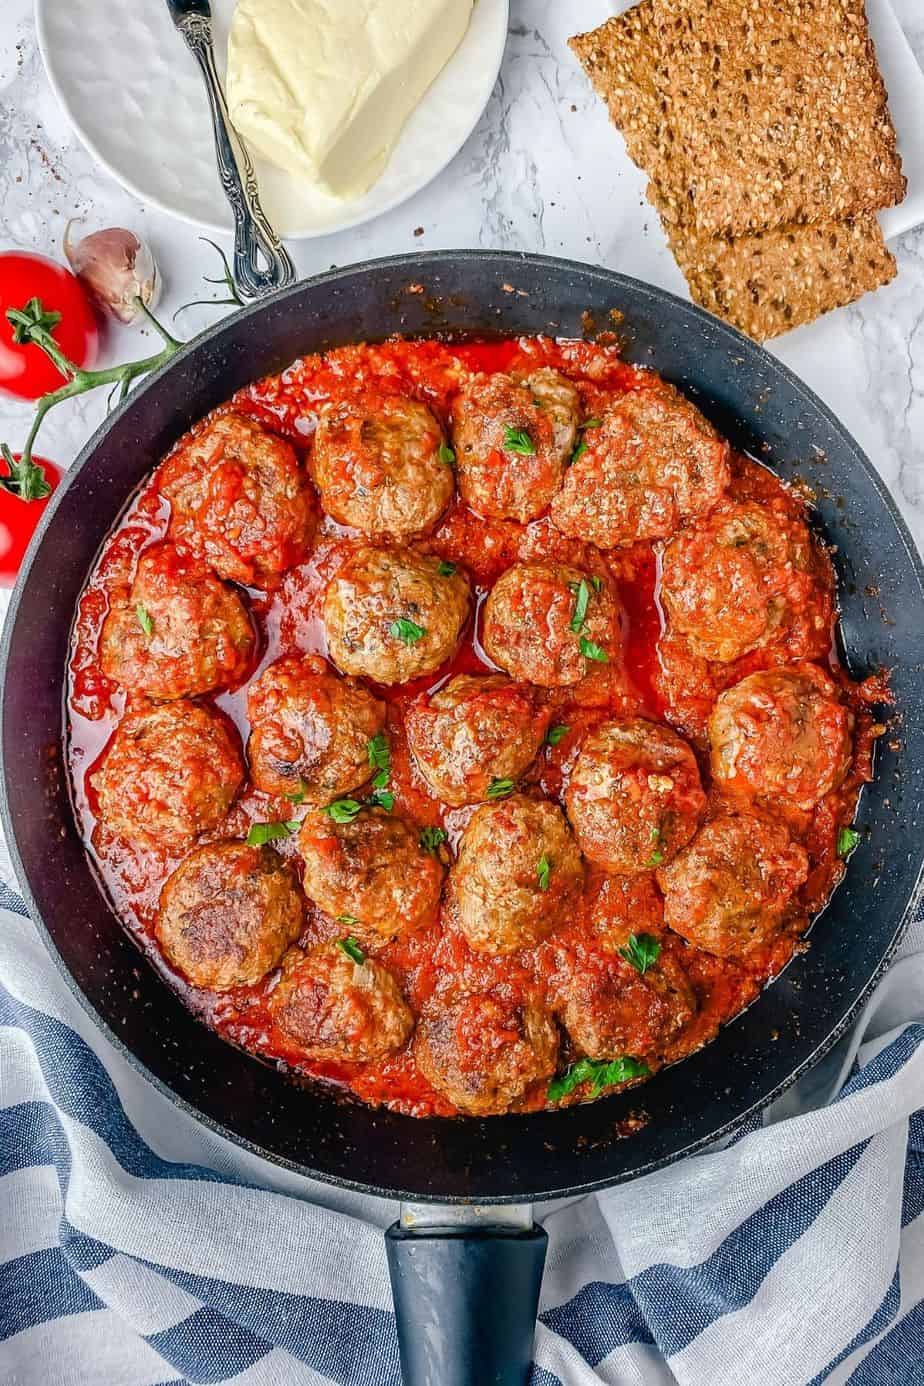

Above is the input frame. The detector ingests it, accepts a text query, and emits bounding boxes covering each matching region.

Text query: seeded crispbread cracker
[662,212,896,340]
[569,3,667,176]
[650,0,906,237]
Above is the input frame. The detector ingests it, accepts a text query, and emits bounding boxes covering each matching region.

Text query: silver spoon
[165,0,296,300]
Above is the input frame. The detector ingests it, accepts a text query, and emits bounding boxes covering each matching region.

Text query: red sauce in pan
[65,336,885,1118]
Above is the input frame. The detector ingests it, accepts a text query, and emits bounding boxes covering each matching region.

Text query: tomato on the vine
[0,455,62,585]
[0,253,98,400]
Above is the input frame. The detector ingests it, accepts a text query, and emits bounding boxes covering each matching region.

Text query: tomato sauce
[65,335,884,1119]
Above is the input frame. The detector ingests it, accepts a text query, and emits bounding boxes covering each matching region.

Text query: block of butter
[227,0,474,201]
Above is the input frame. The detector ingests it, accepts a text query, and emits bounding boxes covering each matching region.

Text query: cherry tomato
[0,253,98,401]
[0,456,62,585]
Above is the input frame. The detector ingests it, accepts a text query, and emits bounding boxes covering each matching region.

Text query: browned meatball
[92,701,244,849]
[561,943,696,1062]
[550,382,729,547]
[100,542,254,701]
[452,368,580,521]
[405,675,551,806]
[452,795,584,954]
[298,807,444,938]
[709,665,853,811]
[269,941,413,1062]
[310,392,454,540]
[156,841,303,990]
[415,990,558,1115]
[482,563,620,688]
[565,718,706,874]
[323,545,471,685]
[659,500,833,664]
[159,413,316,590]
[247,653,386,802]
[657,813,809,957]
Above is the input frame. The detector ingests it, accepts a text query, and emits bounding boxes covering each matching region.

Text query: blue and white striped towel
[3,871,924,1386]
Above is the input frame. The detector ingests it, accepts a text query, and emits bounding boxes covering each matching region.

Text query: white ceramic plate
[35,0,509,239]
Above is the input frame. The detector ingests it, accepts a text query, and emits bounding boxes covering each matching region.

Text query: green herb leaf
[579,636,608,663]
[136,604,154,637]
[285,779,309,805]
[390,618,426,644]
[537,854,552,892]
[336,913,360,927]
[583,417,602,429]
[367,733,390,774]
[548,1056,650,1103]
[546,724,570,747]
[569,578,591,634]
[371,769,390,791]
[487,777,516,800]
[569,439,587,465]
[503,425,536,456]
[618,932,662,975]
[438,442,456,466]
[590,575,604,593]
[337,937,365,965]
[437,560,457,577]
[368,789,395,812]
[246,820,300,846]
[322,798,364,824]
[647,849,664,867]
[837,826,861,858]
[420,825,448,855]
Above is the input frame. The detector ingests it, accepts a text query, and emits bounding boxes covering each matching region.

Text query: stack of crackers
[571,0,907,340]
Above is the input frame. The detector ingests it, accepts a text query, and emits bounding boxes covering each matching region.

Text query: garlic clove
[63,223,160,326]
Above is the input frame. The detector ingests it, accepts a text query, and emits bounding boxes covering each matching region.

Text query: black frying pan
[3,252,924,1386]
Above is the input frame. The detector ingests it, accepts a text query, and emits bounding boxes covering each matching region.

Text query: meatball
[452,368,580,521]
[405,675,551,806]
[156,841,303,991]
[269,941,413,1062]
[482,562,620,688]
[298,807,444,938]
[247,653,386,802]
[550,382,729,547]
[159,413,316,589]
[657,813,809,957]
[709,665,853,811]
[99,542,254,701]
[323,545,470,685]
[659,500,832,664]
[565,718,706,874]
[92,701,244,849]
[561,945,696,1063]
[452,795,584,954]
[415,990,558,1115]
[310,392,454,540]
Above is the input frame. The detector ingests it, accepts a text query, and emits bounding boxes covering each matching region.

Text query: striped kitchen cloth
[3,876,924,1386]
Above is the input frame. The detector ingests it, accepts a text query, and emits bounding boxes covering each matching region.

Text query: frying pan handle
[385,1217,548,1386]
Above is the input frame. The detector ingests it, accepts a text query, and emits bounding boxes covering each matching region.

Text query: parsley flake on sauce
[546,724,570,747]
[390,618,426,645]
[438,560,457,578]
[136,604,154,637]
[246,820,300,846]
[537,854,552,892]
[285,779,309,805]
[337,913,360,928]
[568,578,592,633]
[647,849,665,867]
[420,825,448,855]
[503,425,536,456]
[367,733,390,774]
[368,789,395,812]
[548,1056,650,1103]
[487,777,516,800]
[838,826,861,857]
[438,442,456,466]
[579,636,608,663]
[619,932,662,975]
[337,937,366,965]
[322,798,364,824]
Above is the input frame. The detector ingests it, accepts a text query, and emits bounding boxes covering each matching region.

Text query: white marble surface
[0,0,922,559]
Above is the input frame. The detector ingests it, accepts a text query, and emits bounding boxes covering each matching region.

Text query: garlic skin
[63,224,160,325]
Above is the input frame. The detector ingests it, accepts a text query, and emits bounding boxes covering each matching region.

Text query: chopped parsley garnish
[568,578,592,633]
[367,733,390,775]
[647,849,665,867]
[246,820,300,846]
[583,417,602,429]
[136,603,154,637]
[503,425,536,456]
[322,798,364,824]
[537,854,551,892]
[548,1056,650,1104]
[337,937,365,965]
[390,618,426,645]
[569,418,603,466]
[837,826,861,857]
[438,560,457,577]
[438,442,456,466]
[336,913,360,927]
[546,724,570,747]
[368,788,395,812]
[570,439,588,465]
[619,932,662,975]
[420,825,448,855]
[285,779,309,805]
[487,777,516,800]
[590,575,603,593]
[579,636,608,663]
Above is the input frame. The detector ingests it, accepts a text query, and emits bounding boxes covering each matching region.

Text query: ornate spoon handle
[176,12,296,299]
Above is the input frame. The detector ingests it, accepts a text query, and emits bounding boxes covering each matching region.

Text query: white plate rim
[34,0,510,241]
